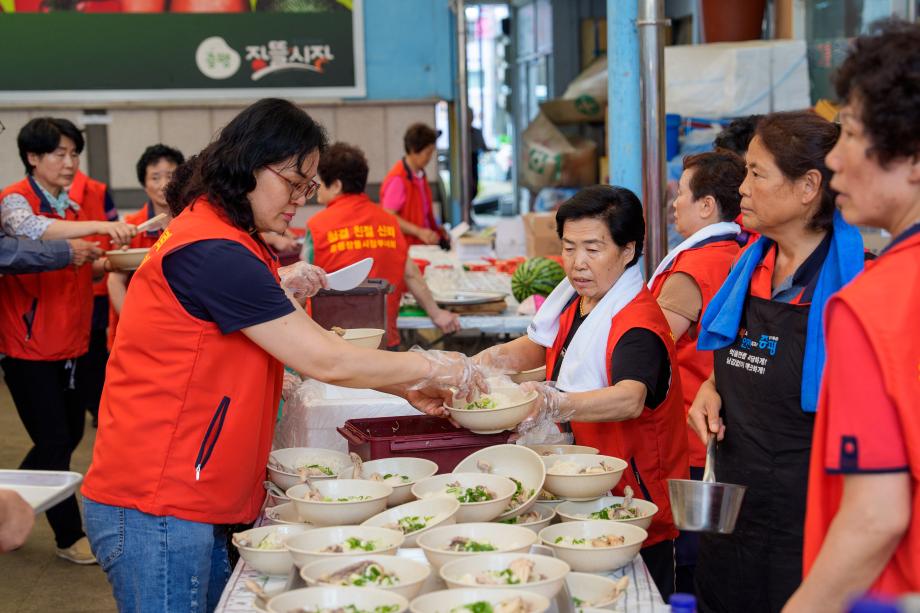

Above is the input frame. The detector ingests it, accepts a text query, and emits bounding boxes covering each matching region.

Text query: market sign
[0,0,365,103]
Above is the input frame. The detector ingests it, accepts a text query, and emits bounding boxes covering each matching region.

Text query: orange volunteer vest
[649,238,741,467]
[803,229,920,595]
[0,178,94,360]
[308,193,409,347]
[82,198,284,525]
[106,203,164,350]
[545,287,690,547]
[381,159,438,246]
[69,170,112,297]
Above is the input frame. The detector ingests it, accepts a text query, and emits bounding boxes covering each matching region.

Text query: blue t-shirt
[162,239,295,334]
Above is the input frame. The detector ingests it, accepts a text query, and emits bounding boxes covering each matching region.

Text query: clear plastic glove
[472,344,515,377]
[514,381,575,445]
[281,370,302,402]
[279,262,328,300]
[408,346,489,402]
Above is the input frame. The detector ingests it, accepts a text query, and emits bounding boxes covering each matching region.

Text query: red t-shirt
[822,301,908,473]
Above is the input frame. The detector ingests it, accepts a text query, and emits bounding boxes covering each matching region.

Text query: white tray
[433,290,508,306]
[0,470,84,514]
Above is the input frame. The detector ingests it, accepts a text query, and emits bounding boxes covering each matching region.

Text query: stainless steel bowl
[667,437,746,533]
[667,478,746,533]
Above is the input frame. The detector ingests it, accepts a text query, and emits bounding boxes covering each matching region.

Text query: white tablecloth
[216,511,668,613]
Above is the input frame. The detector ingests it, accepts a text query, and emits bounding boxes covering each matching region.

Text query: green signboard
[0,0,365,103]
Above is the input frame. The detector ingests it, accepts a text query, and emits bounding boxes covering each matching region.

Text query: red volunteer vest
[308,193,409,347]
[649,239,741,467]
[0,178,93,360]
[545,287,690,547]
[106,204,164,350]
[83,198,284,525]
[69,171,112,297]
[381,159,438,246]
[803,231,920,595]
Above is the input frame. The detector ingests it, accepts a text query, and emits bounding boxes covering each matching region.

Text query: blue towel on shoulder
[697,210,864,412]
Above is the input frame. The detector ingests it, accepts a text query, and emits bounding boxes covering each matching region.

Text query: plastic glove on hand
[281,371,303,402]
[279,262,328,300]
[409,346,489,402]
[472,344,516,378]
[514,381,573,440]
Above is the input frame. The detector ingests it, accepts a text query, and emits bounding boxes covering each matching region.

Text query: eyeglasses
[265,166,319,201]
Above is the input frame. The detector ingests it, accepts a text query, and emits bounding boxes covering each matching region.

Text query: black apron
[695,295,816,613]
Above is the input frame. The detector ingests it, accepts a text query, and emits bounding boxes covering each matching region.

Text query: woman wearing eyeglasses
[81,99,486,613]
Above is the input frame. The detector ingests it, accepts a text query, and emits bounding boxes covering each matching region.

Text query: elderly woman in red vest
[307,142,459,348]
[475,185,689,599]
[381,123,445,246]
[785,21,920,612]
[647,149,747,591]
[688,111,868,613]
[0,117,136,565]
[106,143,185,350]
[81,99,485,612]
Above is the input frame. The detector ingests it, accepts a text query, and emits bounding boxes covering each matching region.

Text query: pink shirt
[381,169,434,229]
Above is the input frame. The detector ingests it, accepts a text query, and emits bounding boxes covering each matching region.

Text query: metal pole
[638,0,669,277]
[607,0,642,197]
[454,0,473,225]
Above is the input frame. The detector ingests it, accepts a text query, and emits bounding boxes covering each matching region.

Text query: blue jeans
[84,498,232,613]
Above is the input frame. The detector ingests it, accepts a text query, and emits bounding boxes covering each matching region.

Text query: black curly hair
[834,18,920,166]
[683,149,746,221]
[136,144,184,186]
[403,123,439,154]
[713,115,763,156]
[755,111,840,233]
[555,185,645,269]
[317,142,369,195]
[166,98,328,231]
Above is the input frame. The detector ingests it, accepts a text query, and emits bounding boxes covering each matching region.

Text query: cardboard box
[523,213,563,258]
[581,18,607,70]
[521,113,598,192]
[455,236,494,262]
[540,57,607,125]
[495,217,528,259]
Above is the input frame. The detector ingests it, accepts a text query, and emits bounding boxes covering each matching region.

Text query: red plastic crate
[338,415,512,474]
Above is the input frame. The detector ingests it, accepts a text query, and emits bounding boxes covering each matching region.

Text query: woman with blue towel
[687,110,867,613]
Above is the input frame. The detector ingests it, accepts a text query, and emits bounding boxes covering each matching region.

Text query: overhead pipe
[607,0,642,198]
[637,0,669,276]
[453,0,473,225]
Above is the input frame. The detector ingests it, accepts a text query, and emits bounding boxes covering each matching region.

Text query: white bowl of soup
[415,523,537,571]
[538,520,647,573]
[411,473,516,523]
[361,497,460,548]
[300,554,431,600]
[284,526,404,569]
[541,454,627,501]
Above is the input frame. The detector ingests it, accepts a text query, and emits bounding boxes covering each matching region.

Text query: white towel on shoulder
[647,221,740,288]
[527,265,645,392]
